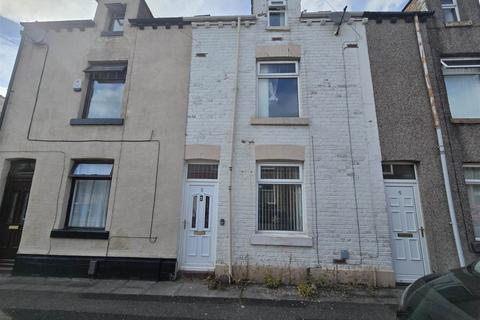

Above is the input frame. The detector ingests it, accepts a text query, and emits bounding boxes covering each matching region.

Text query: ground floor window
[464,166,480,240]
[67,162,113,229]
[257,164,303,232]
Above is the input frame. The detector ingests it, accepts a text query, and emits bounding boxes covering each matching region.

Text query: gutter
[414,14,466,267]
[0,32,24,130]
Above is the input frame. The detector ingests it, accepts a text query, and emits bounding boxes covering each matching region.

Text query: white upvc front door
[385,183,430,283]
[180,183,217,271]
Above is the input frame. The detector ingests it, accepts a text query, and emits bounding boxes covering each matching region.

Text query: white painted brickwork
[185,0,393,273]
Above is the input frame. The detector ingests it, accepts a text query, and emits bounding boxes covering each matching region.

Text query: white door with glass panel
[182,184,217,270]
[383,164,429,283]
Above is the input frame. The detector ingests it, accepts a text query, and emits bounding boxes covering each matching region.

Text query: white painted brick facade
[184,0,393,276]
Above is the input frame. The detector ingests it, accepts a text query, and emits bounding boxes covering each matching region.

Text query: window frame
[186,162,219,181]
[464,165,480,241]
[256,61,301,118]
[106,3,126,33]
[268,9,287,28]
[441,58,480,120]
[441,0,460,22]
[83,65,127,120]
[65,160,114,231]
[256,163,305,234]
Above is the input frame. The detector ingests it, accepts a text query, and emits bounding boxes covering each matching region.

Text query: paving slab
[143,281,183,296]
[83,279,129,294]
[176,281,241,299]
[112,280,156,295]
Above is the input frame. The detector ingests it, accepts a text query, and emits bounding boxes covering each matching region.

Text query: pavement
[0,274,403,319]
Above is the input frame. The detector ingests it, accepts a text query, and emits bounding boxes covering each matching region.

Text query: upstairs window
[441,58,480,119]
[441,0,460,22]
[257,62,299,118]
[107,3,126,32]
[258,164,303,232]
[83,64,127,119]
[268,0,287,27]
[67,162,113,229]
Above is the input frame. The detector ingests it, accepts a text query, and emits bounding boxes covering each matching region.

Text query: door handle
[8,225,20,230]
[419,226,425,237]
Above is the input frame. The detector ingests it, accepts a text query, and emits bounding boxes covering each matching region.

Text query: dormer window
[107,3,126,32]
[268,0,287,27]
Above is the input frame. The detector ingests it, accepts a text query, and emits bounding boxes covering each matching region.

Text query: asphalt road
[0,289,397,320]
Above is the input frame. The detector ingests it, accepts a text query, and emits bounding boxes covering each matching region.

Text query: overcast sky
[0,0,408,96]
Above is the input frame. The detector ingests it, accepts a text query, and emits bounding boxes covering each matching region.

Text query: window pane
[69,180,110,228]
[443,8,458,22]
[258,184,302,231]
[465,167,480,180]
[191,196,197,229]
[73,163,113,176]
[260,63,296,74]
[87,81,124,119]
[441,0,454,4]
[269,12,286,27]
[382,164,416,180]
[258,78,299,117]
[204,196,210,229]
[261,166,300,180]
[187,164,218,179]
[444,75,480,118]
[466,184,480,239]
[111,18,124,32]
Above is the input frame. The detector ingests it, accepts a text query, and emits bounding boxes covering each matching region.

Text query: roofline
[362,11,434,18]
[129,17,189,28]
[20,20,95,30]
[301,11,364,19]
[185,15,256,22]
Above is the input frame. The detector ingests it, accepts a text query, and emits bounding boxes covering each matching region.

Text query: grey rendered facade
[367,0,480,277]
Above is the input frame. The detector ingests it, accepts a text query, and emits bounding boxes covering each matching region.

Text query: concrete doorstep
[0,274,403,306]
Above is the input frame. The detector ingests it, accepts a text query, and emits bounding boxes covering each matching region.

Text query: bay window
[257,62,299,118]
[464,166,480,240]
[257,164,303,232]
[67,162,113,229]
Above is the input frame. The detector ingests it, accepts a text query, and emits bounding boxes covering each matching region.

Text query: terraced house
[1,0,479,286]
[0,0,192,280]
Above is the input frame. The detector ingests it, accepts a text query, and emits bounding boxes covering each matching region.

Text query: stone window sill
[250,117,309,126]
[50,229,109,240]
[445,20,473,28]
[450,118,480,124]
[70,118,124,126]
[101,31,124,37]
[250,233,313,247]
[266,27,291,32]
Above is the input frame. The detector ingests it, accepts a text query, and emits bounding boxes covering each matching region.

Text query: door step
[0,259,15,274]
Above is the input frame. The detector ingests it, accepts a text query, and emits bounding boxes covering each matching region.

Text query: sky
[0,0,408,96]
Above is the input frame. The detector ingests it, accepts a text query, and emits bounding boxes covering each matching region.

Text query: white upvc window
[441,58,480,119]
[257,61,300,118]
[441,0,460,22]
[464,166,480,240]
[268,0,287,27]
[257,164,303,232]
